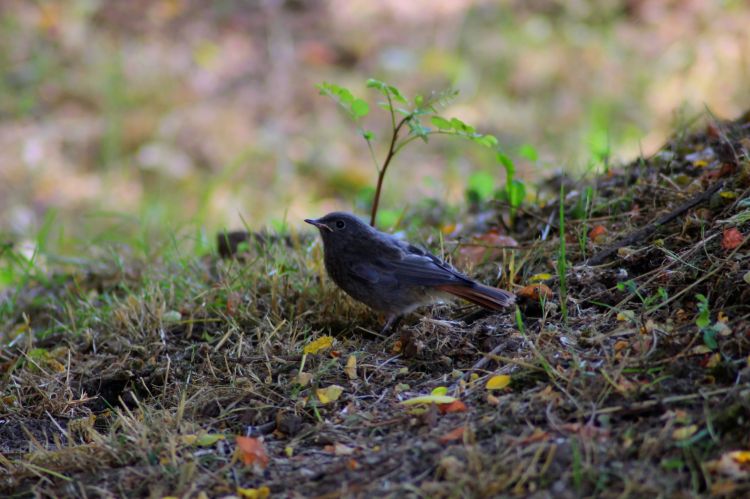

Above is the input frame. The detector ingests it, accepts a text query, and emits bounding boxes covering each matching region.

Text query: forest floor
[2,113,750,497]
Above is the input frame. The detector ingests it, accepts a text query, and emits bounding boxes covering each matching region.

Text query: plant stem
[370,115,409,226]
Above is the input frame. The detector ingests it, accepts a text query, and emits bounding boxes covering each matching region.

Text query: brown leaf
[589,225,607,243]
[438,400,468,414]
[236,436,269,468]
[438,426,465,444]
[456,230,518,268]
[721,228,744,250]
[517,283,554,301]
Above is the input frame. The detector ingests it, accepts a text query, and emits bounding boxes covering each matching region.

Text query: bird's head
[305,212,371,250]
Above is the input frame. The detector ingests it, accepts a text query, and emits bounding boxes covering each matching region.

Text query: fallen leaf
[438,400,468,414]
[456,230,518,268]
[236,486,270,499]
[180,433,226,447]
[438,426,465,443]
[392,339,403,353]
[614,340,629,352]
[672,425,698,441]
[589,225,607,243]
[529,273,553,282]
[431,386,449,396]
[344,355,357,379]
[617,310,636,322]
[296,372,313,386]
[316,385,344,404]
[236,436,270,468]
[721,228,744,251]
[706,450,750,478]
[333,443,355,455]
[514,428,552,445]
[517,283,553,301]
[304,336,334,355]
[400,394,456,406]
[485,375,511,390]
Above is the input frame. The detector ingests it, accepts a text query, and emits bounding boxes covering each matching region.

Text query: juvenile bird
[305,212,515,332]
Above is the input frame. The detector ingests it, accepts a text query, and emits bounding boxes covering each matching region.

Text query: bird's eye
[335,220,346,229]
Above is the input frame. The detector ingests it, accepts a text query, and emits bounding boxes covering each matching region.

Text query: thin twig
[586,180,724,265]
[581,384,748,418]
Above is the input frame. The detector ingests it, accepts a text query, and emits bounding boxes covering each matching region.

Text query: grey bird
[305,212,515,332]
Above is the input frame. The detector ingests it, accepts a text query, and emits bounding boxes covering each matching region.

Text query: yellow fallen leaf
[706,353,721,369]
[344,355,357,379]
[529,273,553,282]
[485,375,511,390]
[431,386,448,396]
[236,486,270,499]
[194,433,225,447]
[316,385,344,404]
[400,394,456,406]
[304,335,334,355]
[296,371,313,387]
[617,310,635,322]
[672,425,698,440]
[733,450,750,463]
[284,445,294,457]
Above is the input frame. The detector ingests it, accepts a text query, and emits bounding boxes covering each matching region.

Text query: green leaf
[351,98,369,118]
[695,294,710,329]
[316,82,354,105]
[508,179,526,208]
[317,82,369,120]
[366,78,387,90]
[362,130,374,141]
[518,143,539,162]
[472,134,498,148]
[703,327,718,350]
[496,151,515,174]
[467,171,495,201]
[430,116,452,130]
[450,118,475,134]
[387,85,408,104]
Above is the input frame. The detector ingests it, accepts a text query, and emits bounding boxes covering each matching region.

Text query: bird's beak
[304,218,332,232]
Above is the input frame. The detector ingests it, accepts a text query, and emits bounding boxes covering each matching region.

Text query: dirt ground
[1,113,750,497]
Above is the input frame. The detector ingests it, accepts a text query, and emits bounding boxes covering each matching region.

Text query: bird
[305,212,515,332]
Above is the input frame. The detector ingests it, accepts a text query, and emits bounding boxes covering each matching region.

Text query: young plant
[316,79,498,227]
[494,149,527,228]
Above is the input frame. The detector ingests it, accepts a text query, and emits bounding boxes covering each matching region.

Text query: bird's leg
[380,314,402,335]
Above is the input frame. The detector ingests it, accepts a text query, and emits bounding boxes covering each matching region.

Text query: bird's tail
[438,283,515,311]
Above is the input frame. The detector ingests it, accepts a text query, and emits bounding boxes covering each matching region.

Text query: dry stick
[586,180,725,266]
[580,384,749,418]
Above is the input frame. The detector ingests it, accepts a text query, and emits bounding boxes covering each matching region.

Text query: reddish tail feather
[438,283,515,311]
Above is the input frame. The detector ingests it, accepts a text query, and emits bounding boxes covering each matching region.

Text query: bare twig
[586,180,724,265]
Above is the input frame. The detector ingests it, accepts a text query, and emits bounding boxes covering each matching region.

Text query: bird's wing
[348,261,398,286]
[386,247,473,287]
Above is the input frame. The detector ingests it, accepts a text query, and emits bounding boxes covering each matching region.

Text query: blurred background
[1,0,749,253]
